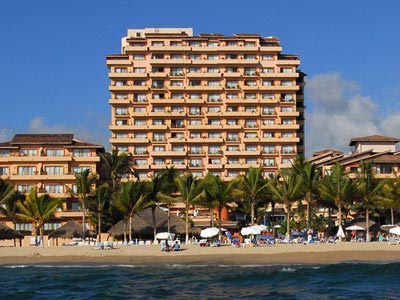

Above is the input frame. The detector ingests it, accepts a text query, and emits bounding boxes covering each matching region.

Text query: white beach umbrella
[200,227,219,238]
[336,225,345,238]
[241,226,261,236]
[389,226,400,235]
[380,225,397,232]
[345,225,365,231]
[155,232,175,240]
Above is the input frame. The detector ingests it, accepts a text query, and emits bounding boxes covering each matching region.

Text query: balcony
[109,98,131,105]
[222,72,242,78]
[186,72,221,78]
[188,124,222,130]
[260,72,299,79]
[204,137,224,143]
[151,151,186,157]
[73,156,100,163]
[206,164,223,169]
[0,155,73,162]
[149,72,168,78]
[279,111,300,117]
[10,173,76,181]
[106,59,131,66]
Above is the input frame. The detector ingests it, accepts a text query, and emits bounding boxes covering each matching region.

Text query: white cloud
[305,73,399,157]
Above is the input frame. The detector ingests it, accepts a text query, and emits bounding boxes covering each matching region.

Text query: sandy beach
[0,242,399,266]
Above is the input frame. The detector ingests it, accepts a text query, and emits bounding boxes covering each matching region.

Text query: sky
[1,1,400,157]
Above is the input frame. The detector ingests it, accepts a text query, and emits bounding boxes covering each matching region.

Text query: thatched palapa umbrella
[0,224,23,247]
[48,221,96,246]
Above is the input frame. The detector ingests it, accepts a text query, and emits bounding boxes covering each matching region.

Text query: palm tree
[377,174,400,225]
[202,174,233,240]
[0,179,16,206]
[291,155,321,230]
[231,167,268,226]
[0,181,22,227]
[173,173,205,244]
[145,174,164,240]
[114,181,147,243]
[90,183,112,242]
[319,163,355,233]
[268,173,303,236]
[75,169,95,239]
[157,167,180,233]
[356,160,385,241]
[15,187,60,247]
[100,149,132,191]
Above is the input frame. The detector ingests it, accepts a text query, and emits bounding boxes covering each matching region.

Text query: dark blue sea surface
[1,262,399,300]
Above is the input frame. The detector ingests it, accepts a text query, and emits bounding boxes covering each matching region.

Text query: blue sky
[1,1,400,156]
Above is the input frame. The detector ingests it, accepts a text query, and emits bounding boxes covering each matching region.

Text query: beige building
[0,134,104,228]
[107,28,305,180]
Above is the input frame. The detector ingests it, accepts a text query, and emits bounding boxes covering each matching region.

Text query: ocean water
[1,263,399,300]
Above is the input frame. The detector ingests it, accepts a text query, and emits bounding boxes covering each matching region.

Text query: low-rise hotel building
[107,28,305,180]
[0,134,104,228]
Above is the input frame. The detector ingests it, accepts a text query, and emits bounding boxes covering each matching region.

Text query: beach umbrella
[155,232,175,240]
[336,225,345,238]
[48,221,96,239]
[389,226,400,235]
[200,227,219,238]
[345,225,365,231]
[241,226,261,236]
[380,224,397,232]
[0,224,23,240]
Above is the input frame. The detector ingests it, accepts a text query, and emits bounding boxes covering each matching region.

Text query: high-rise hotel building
[107,28,305,180]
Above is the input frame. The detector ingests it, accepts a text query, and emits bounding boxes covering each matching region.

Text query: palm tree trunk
[391,208,394,225]
[286,204,290,237]
[185,204,189,245]
[40,224,44,248]
[82,199,86,240]
[250,199,255,226]
[210,208,214,227]
[151,207,157,241]
[365,208,370,242]
[167,204,171,233]
[129,214,133,242]
[306,191,311,230]
[123,219,127,244]
[218,206,223,241]
[97,211,101,242]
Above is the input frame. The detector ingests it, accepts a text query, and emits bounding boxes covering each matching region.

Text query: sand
[0,242,399,266]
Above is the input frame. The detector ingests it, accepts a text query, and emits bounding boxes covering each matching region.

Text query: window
[228,158,239,165]
[189,107,201,115]
[208,41,219,47]
[262,93,274,99]
[226,80,238,89]
[188,41,201,47]
[245,93,256,99]
[245,80,257,86]
[172,93,183,99]
[226,106,238,112]
[172,106,184,113]
[244,54,256,60]
[192,172,203,177]
[282,146,294,154]
[44,166,63,175]
[244,68,256,76]
[208,132,221,138]
[263,146,275,154]
[115,80,126,86]
[282,119,294,125]
[134,94,147,102]
[225,54,237,59]
[45,184,63,194]
[115,67,127,73]
[72,166,90,174]
[208,94,220,102]
[208,80,219,86]
[189,54,201,60]
[172,158,185,165]
[209,158,221,164]
[208,119,220,125]
[376,164,393,174]
[152,41,164,46]
[0,167,9,175]
[170,41,182,46]
[116,146,128,152]
[134,80,146,86]
[281,67,293,73]
[227,171,238,178]
[115,107,128,116]
[172,145,184,152]
[190,146,202,154]
[153,146,165,152]
[244,41,256,47]
[134,67,146,73]
[281,107,293,112]
[153,119,164,125]
[263,80,273,86]
[46,149,63,156]
[208,67,219,73]
[116,120,128,126]
[227,132,239,141]
[116,132,128,139]
[262,54,273,60]
[227,41,237,46]
[154,158,165,165]
[245,132,257,138]
[189,80,201,86]
[188,67,201,73]
[263,107,275,115]
[134,120,147,126]
[153,106,164,112]
[190,132,201,138]
[115,93,127,99]
[190,159,202,167]
[246,158,257,164]
[226,93,238,99]
[133,54,145,60]
[73,149,90,157]
[246,145,257,152]
[281,80,293,86]
[282,158,294,164]
[0,150,10,157]
[245,120,257,128]
[190,120,201,125]
[152,80,164,88]
[225,67,238,73]
[171,80,183,86]
[207,54,219,60]
[153,133,165,141]
[263,132,274,137]
[263,119,275,125]
[227,145,239,151]
[282,132,294,138]
[135,146,147,155]
[170,54,182,60]
[17,166,36,175]
[245,106,257,112]
[227,119,237,125]
[264,158,275,167]
[134,133,147,139]
[170,67,183,76]
[282,94,294,102]
[208,106,220,112]
[262,67,274,73]
[209,146,221,154]
[16,222,32,231]
[20,149,37,156]
[171,119,184,128]
[17,185,34,193]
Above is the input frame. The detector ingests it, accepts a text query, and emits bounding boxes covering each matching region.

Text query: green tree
[268,173,303,236]
[319,163,355,234]
[355,160,385,241]
[75,169,96,239]
[0,181,23,226]
[100,149,132,191]
[15,187,60,247]
[114,181,147,243]
[173,173,205,244]
[145,174,165,240]
[202,174,233,240]
[378,175,400,225]
[291,155,322,230]
[0,179,16,206]
[89,183,112,242]
[231,167,268,226]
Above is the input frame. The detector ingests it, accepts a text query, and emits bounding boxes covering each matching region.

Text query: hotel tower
[107,28,305,180]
